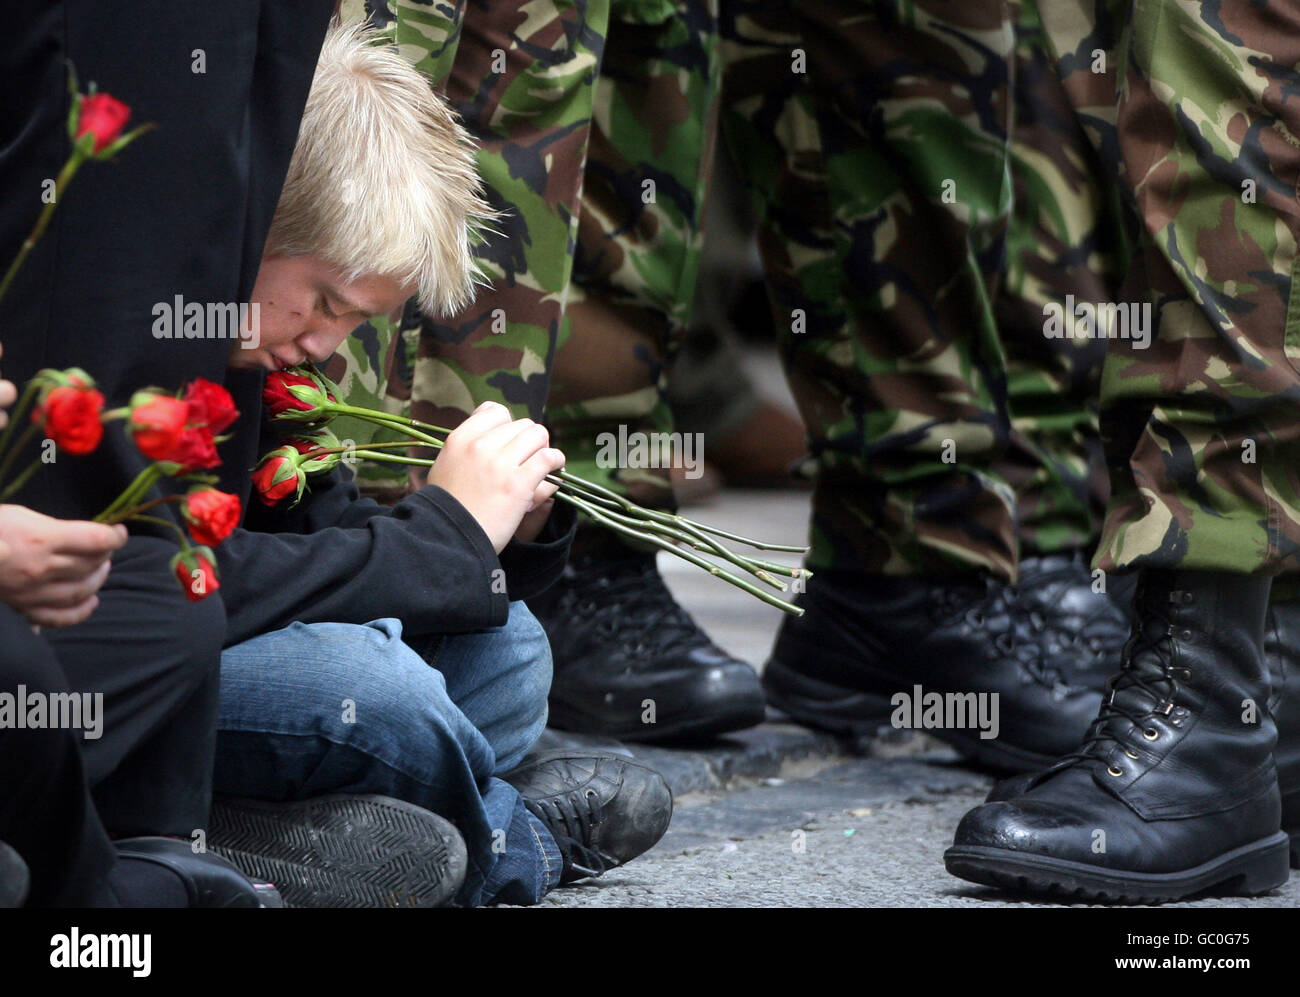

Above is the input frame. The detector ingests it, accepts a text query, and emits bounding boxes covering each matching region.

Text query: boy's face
[229,254,414,371]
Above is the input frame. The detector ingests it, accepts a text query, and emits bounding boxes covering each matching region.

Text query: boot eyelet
[1124,748,1139,760]
[1107,765,1123,777]
[1143,728,1159,741]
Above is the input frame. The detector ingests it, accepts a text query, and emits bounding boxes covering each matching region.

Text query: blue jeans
[213,603,562,906]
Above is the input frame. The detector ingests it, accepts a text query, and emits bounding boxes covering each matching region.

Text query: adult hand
[0,505,128,627]
[0,342,18,430]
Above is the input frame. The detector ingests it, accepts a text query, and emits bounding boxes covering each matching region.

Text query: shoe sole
[763,658,1058,773]
[549,677,766,744]
[944,832,1291,904]
[208,794,467,908]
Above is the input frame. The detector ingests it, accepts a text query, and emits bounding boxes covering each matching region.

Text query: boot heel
[1232,834,1291,895]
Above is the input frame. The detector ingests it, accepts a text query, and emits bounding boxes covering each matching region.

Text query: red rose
[33,384,105,455]
[263,371,332,416]
[184,378,239,434]
[128,395,189,460]
[182,488,242,547]
[168,426,220,473]
[75,93,131,154]
[174,552,220,603]
[252,451,302,506]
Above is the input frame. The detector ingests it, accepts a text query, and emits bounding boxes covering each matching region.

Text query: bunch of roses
[0,369,243,603]
[253,367,813,615]
[99,378,244,602]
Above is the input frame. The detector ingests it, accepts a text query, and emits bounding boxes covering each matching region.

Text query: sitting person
[0,345,276,908]
[206,22,672,907]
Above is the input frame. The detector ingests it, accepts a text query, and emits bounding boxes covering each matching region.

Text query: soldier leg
[989,0,1135,692]
[949,0,1300,901]
[722,0,1102,771]
[528,0,767,742]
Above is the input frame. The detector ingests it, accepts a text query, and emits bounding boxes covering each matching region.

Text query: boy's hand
[0,505,128,627]
[425,401,565,553]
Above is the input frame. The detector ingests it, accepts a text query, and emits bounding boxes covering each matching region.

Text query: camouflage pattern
[326,0,613,500]
[545,0,721,510]
[718,0,1020,578]
[993,0,1130,558]
[332,0,715,518]
[1040,0,1300,575]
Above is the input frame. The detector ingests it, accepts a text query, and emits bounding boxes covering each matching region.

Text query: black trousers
[0,0,334,522]
[0,0,331,905]
[0,538,225,905]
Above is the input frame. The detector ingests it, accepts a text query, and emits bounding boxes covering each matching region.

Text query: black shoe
[946,570,1289,903]
[504,751,672,883]
[112,837,281,908]
[1008,554,1129,691]
[0,840,29,908]
[528,538,765,742]
[986,596,1300,870]
[208,794,467,908]
[763,570,1102,772]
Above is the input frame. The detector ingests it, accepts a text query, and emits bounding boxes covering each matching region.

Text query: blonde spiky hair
[264,20,493,317]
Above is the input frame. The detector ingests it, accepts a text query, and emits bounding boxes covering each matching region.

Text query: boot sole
[944,832,1291,904]
[208,794,467,908]
[763,658,1058,773]
[548,677,766,744]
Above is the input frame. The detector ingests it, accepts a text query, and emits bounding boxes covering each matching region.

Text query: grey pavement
[523,481,1300,908]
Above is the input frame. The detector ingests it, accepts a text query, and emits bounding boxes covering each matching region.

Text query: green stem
[555,490,803,615]
[342,438,797,588]
[96,465,162,523]
[0,456,44,502]
[0,154,83,304]
[0,424,38,489]
[99,493,181,526]
[129,513,191,548]
[0,380,42,471]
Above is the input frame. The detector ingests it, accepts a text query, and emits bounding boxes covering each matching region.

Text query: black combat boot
[1264,601,1300,867]
[1007,554,1130,691]
[763,570,1102,772]
[985,596,1300,870]
[527,530,765,742]
[946,570,1289,902]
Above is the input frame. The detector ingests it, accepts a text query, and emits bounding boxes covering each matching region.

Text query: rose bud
[166,426,221,474]
[171,547,220,603]
[75,93,131,154]
[252,447,306,506]
[32,382,105,455]
[288,435,343,474]
[263,370,335,418]
[182,488,242,547]
[184,378,239,434]
[128,394,189,461]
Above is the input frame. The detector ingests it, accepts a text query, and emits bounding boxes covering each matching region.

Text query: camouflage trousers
[719,0,1123,577]
[1040,0,1300,577]
[330,0,717,518]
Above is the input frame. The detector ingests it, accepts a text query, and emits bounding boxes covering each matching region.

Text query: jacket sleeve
[217,483,507,646]
[219,472,578,646]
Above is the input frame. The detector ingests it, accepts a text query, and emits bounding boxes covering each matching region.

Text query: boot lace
[558,554,706,660]
[536,787,612,879]
[1037,601,1188,781]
